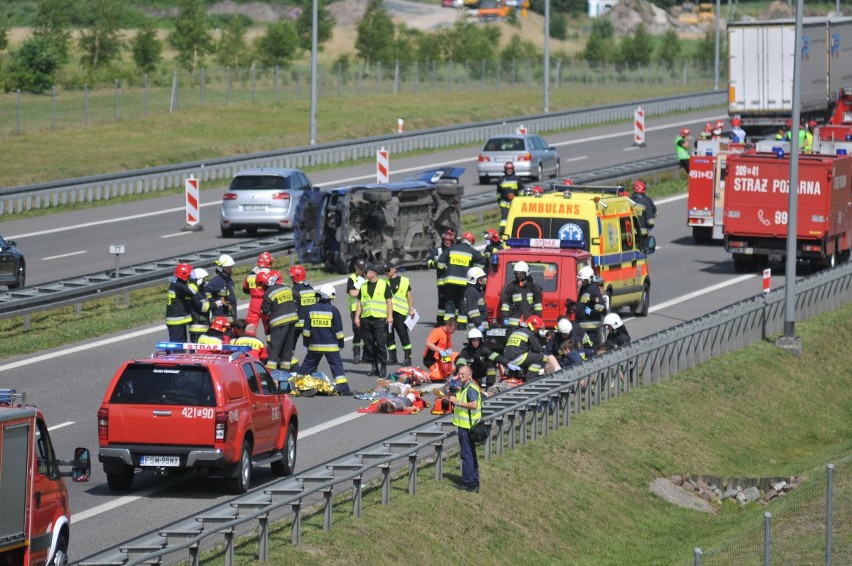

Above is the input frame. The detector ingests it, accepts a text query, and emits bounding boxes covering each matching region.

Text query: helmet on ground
[525,315,543,332]
[354,258,367,271]
[513,261,529,274]
[467,266,486,285]
[731,117,742,127]
[632,180,646,194]
[461,231,475,245]
[318,284,336,300]
[215,254,235,268]
[703,123,713,133]
[577,265,595,283]
[504,162,515,172]
[255,271,270,286]
[190,267,208,281]
[289,265,307,283]
[557,318,573,334]
[483,228,501,243]
[603,313,623,330]
[467,328,483,341]
[257,251,273,268]
[174,263,193,280]
[210,316,231,333]
[267,270,283,285]
[679,128,690,137]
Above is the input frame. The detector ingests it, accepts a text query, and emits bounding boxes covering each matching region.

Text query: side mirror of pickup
[647,235,657,254]
[72,447,91,482]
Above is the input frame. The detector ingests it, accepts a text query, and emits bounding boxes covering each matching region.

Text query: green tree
[355,0,395,62]
[215,17,249,68]
[169,0,213,73]
[5,35,61,93]
[442,22,500,64]
[500,34,539,65]
[254,18,300,67]
[33,0,72,63]
[131,22,163,74]
[78,0,124,69]
[550,13,568,41]
[0,25,8,52]
[295,2,335,52]
[581,18,615,67]
[656,29,682,67]
[694,29,724,70]
[619,23,652,67]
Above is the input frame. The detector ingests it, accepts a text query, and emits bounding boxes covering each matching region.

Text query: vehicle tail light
[215,410,228,441]
[802,244,823,252]
[478,154,489,162]
[222,193,238,201]
[727,240,747,249]
[518,153,532,162]
[271,193,290,200]
[98,407,108,440]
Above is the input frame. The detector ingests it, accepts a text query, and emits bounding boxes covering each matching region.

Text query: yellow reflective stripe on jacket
[451,383,482,429]
[309,311,333,327]
[198,335,224,345]
[360,279,389,318]
[347,274,359,312]
[390,276,410,315]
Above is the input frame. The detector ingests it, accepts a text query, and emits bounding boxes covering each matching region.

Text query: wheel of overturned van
[51,532,68,566]
[630,282,650,317]
[733,256,747,273]
[226,440,252,494]
[362,189,392,203]
[436,184,463,197]
[106,466,134,491]
[271,423,297,477]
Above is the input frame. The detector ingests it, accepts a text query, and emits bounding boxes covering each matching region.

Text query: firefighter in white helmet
[602,313,631,347]
[207,254,237,321]
[499,261,542,328]
[459,266,488,331]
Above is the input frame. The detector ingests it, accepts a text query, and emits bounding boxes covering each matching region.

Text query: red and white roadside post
[377,147,389,184]
[182,174,203,231]
[763,268,771,293]
[633,107,646,147]
[516,124,528,135]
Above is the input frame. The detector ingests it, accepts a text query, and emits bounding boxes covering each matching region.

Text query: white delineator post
[376,147,389,184]
[763,268,771,293]
[516,124,528,134]
[397,118,404,133]
[633,107,646,147]
[182,175,203,231]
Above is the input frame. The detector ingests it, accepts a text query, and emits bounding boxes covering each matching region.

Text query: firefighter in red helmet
[166,263,200,343]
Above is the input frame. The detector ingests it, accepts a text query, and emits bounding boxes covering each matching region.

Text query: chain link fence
[0,58,714,136]
[692,458,851,565]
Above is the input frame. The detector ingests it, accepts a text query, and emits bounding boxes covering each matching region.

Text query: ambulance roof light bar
[506,238,587,250]
[548,183,624,195]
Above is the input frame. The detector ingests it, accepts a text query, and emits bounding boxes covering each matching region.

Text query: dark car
[293,168,464,273]
[0,235,25,289]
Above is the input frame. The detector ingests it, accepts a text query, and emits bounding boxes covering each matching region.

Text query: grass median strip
[210,302,852,565]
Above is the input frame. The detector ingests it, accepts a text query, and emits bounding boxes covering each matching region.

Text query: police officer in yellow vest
[346,259,367,363]
[355,264,394,377]
[450,365,483,492]
[497,162,523,230]
[384,260,415,367]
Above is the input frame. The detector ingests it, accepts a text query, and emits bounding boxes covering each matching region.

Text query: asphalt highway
[1,107,803,561]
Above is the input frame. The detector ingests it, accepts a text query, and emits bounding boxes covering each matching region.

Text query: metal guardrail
[0,155,680,321]
[0,91,724,215]
[77,260,852,566]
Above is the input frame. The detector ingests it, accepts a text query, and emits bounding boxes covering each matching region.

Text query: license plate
[140,455,180,467]
[243,205,267,211]
[487,327,507,337]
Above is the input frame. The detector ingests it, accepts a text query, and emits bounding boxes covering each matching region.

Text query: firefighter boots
[353,344,362,364]
[387,349,398,364]
[378,364,387,379]
[368,363,379,377]
[403,353,412,367]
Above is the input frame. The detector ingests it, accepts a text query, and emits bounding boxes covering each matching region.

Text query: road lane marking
[648,274,756,314]
[7,116,720,241]
[43,250,87,260]
[564,156,588,162]
[48,421,74,431]
[161,232,193,239]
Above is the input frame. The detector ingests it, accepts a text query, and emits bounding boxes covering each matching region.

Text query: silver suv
[476,133,560,184]
[220,168,314,237]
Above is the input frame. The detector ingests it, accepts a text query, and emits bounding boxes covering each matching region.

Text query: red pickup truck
[98,343,299,494]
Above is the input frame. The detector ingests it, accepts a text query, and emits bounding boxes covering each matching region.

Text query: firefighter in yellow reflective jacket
[261,270,299,370]
[497,162,523,230]
[297,285,351,394]
[187,268,213,342]
[166,263,196,343]
[436,231,485,323]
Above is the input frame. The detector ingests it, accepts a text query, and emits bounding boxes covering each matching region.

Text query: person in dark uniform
[261,270,299,371]
[298,285,351,394]
[354,264,394,377]
[346,258,367,363]
[497,162,523,231]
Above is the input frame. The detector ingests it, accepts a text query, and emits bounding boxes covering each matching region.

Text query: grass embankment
[217,302,851,565]
[0,82,710,189]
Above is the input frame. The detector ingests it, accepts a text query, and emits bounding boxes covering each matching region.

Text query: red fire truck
[724,151,852,271]
[686,140,747,243]
[0,390,90,566]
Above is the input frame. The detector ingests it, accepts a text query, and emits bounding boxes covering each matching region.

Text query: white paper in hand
[404,310,420,331]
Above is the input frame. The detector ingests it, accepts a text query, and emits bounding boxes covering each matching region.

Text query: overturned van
[294,168,465,273]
